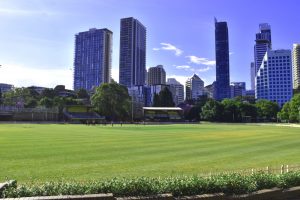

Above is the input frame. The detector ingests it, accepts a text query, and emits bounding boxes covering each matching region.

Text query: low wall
[2,187,300,200]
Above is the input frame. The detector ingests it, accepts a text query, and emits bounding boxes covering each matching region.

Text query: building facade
[230,82,246,98]
[73,28,112,91]
[254,23,272,74]
[250,62,255,90]
[167,78,184,106]
[0,83,14,93]
[185,74,204,100]
[292,44,300,89]
[119,17,146,87]
[255,49,293,107]
[214,18,230,100]
[148,65,166,85]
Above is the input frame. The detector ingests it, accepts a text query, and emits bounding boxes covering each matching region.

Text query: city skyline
[0,0,300,89]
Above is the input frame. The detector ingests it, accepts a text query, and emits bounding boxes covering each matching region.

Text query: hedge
[2,172,300,198]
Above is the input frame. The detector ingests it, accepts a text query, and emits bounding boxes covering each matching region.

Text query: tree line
[1,82,300,123]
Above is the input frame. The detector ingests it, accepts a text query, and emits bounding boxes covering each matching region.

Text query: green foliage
[0,89,3,104]
[278,94,300,122]
[221,99,239,122]
[3,87,32,107]
[200,99,223,121]
[3,172,300,198]
[39,97,53,108]
[152,87,175,107]
[152,94,160,107]
[159,87,175,107]
[41,89,57,99]
[91,82,131,121]
[76,88,89,99]
[255,99,279,121]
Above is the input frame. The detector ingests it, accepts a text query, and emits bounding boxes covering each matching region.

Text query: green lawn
[0,123,300,183]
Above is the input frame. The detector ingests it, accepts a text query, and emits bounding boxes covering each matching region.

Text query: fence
[198,164,300,177]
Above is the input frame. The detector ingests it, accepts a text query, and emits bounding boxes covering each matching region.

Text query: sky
[0,0,299,90]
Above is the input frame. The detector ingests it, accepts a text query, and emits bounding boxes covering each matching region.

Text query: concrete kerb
[2,187,300,200]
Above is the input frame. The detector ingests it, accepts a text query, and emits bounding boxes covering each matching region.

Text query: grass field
[0,123,300,183]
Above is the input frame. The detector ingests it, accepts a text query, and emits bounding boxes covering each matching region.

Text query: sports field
[0,123,300,183]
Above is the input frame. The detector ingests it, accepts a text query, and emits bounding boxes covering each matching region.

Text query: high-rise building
[0,83,14,93]
[185,74,204,100]
[73,28,112,91]
[254,23,272,74]
[292,44,300,89]
[148,65,166,85]
[119,17,146,87]
[167,78,184,106]
[256,49,293,107]
[230,82,246,98]
[250,62,255,90]
[204,82,215,99]
[214,18,230,100]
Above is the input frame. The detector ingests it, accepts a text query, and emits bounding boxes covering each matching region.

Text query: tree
[152,87,174,107]
[201,99,223,121]
[3,87,32,107]
[152,94,160,107]
[158,87,175,107]
[221,98,238,122]
[287,94,300,122]
[77,88,89,99]
[278,102,290,122]
[91,82,130,121]
[41,88,57,99]
[39,97,54,108]
[238,102,257,122]
[0,89,2,105]
[255,99,279,121]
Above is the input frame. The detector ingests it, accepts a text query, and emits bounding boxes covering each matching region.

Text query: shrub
[2,172,300,198]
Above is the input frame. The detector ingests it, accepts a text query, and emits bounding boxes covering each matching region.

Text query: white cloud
[197,66,211,72]
[0,64,72,89]
[167,75,189,86]
[175,65,212,73]
[229,52,234,55]
[176,65,191,69]
[153,43,183,56]
[186,55,216,66]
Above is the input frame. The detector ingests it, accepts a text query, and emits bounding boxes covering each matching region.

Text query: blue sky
[0,0,299,89]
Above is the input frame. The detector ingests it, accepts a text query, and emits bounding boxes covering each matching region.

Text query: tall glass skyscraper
[73,28,112,91]
[214,18,230,100]
[119,17,146,88]
[254,23,272,74]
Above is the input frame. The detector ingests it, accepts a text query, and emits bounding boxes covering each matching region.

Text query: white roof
[143,107,183,111]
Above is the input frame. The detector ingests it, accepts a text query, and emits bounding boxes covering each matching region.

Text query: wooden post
[251,168,254,175]
[266,166,270,174]
[281,165,284,174]
[286,165,289,173]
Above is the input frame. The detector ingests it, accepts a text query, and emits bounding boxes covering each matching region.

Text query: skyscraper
[167,78,184,106]
[230,82,246,98]
[185,74,204,100]
[147,65,166,85]
[73,28,112,91]
[250,62,255,90]
[292,44,300,89]
[214,18,230,100]
[256,49,293,107]
[254,23,272,74]
[119,17,146,88]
